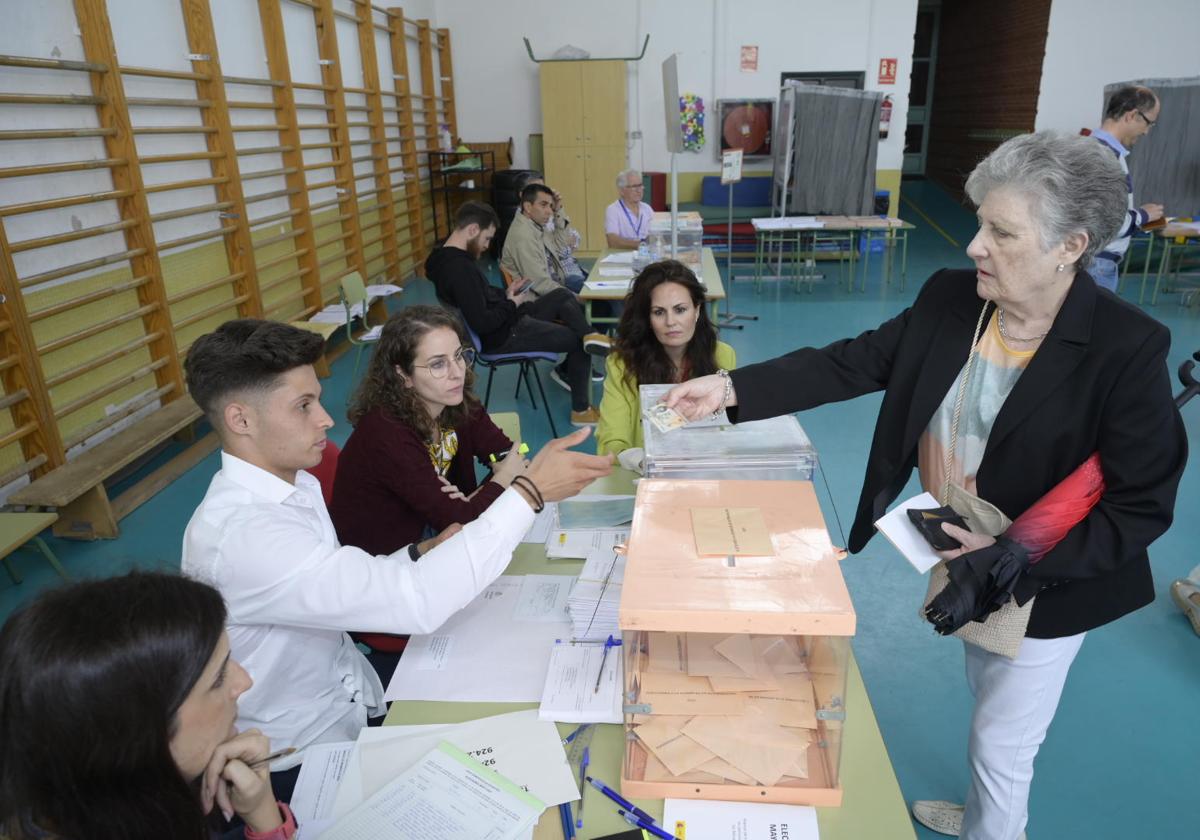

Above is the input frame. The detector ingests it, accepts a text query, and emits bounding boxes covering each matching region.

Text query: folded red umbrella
[926,453,1105,635]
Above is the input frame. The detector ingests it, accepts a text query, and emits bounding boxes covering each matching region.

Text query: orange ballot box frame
[619,479,856,807]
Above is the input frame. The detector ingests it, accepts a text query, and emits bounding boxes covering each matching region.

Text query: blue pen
[576,746,589,829]
[593,634,622,693]
[558,802,575,839]
[618,808,676,840]
[584,775,655,824]
[562,723,590,745]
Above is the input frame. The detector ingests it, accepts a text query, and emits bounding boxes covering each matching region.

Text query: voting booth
[640,384,818,482]
[618,479,855,806]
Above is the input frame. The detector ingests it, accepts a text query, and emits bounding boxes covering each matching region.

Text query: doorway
[903,3,940,177]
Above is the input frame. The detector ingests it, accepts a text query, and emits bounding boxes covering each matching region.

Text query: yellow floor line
[901,194,960,248]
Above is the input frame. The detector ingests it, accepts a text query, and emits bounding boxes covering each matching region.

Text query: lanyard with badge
[619,201,645,240]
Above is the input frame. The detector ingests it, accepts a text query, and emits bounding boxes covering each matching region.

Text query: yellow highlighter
[488,443,529,464]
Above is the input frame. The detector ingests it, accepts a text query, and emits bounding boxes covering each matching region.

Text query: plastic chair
[462,320,560,437]
[339,271,383,385]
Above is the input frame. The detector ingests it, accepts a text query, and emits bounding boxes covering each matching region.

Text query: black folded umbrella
[924,536,1030,635]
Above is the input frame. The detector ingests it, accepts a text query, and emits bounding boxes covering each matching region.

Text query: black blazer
[729,269,1187,638]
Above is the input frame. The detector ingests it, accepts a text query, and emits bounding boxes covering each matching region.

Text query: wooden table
[0,511,67,584]
[752,216,916,294]
[383,470,915,840]
[1140,222,1200,306]
[581,247,726,326]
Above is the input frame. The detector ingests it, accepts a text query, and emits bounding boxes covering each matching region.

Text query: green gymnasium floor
[4,179,1198,838]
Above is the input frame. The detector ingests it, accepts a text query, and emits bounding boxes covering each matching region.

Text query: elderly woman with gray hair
[605,168,654,249]
[666,132,1187,840]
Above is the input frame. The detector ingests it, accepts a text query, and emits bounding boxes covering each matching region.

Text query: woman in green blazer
[596,259,735,464]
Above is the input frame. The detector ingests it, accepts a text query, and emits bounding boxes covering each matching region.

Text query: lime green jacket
[596,341,737,455]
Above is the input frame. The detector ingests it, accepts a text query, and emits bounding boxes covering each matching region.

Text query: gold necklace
[997,308,1047,342]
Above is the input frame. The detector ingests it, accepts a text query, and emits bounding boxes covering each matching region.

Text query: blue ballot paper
[557,496,636,529]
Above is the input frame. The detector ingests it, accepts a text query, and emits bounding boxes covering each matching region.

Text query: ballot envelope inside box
[618,478,855,807]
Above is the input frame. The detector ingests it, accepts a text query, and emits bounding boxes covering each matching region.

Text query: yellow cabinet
[541,60,627,253]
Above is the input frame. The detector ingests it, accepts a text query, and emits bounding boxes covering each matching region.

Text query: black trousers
[495,287,594,411]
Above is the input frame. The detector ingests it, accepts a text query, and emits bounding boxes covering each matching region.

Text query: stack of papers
[538,639,623,723]
[330,709,580,821]
[305,285,402,325]
[629,632,819,787]
[384,575,571,703]
[557,495,635,530]
[566,546,626,641]
[599,250,635,264]
[663,798,819,840]
[323,742,543,840]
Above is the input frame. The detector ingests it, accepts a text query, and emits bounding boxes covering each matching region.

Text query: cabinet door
[583,145,628,251]
[540,63,584,148]
[580,61,627,147]
[544,146,589,245]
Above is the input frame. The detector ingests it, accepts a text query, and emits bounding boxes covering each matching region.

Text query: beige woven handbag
[921,303,1033,659]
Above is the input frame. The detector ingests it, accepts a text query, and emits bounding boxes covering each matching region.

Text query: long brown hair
[347,305,481,441]
[614,260,719,390]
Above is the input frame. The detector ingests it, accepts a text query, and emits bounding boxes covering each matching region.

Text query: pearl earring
[1056,263,1066,273]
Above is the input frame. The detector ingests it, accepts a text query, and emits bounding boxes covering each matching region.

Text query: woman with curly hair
[596,260,736,466]
[329,305,527,557]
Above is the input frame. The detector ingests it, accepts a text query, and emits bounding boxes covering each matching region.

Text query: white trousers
[960,633,1086,840]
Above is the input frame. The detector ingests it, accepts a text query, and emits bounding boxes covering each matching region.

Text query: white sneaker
[548,365,570,393]
[910,801,1026,839]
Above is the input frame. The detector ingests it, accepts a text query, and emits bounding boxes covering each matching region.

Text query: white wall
[437,0,918,174]
[1035,0,1200,133]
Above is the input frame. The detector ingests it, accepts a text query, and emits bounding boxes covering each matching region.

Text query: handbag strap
[942,302,992,505]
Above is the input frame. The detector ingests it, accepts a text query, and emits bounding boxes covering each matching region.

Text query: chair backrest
[462,318,484,353]
[308,438,341,506]
[340,271,368,320]
[499,266,517,288]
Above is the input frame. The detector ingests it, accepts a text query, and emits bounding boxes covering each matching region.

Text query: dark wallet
[907,506,970,551]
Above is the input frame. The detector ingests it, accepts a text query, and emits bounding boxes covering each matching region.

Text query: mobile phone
[511,278,534,296]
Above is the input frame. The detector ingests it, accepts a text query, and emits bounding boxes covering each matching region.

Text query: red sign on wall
[878,57,898,84]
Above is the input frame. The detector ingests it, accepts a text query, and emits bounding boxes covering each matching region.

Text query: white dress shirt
[182,452,535,769]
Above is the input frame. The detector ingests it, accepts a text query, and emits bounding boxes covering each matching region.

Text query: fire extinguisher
[879,95,893,139]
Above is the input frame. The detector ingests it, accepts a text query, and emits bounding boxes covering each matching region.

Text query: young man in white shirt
[181,319,612,800]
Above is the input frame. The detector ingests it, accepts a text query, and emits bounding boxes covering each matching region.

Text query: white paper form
[873,491,943,574]
[385,576,570,702]
[322,742,543,840]
[567,547,625,641]
[538,642,623,723]
[545,528,629,560]
[521,502,558,544]
[598,250,635,264]
[330,710,578,820]
[291,741,353,840]
[662,798,820,840]
[364,283,403,298]
[513,574,573,622]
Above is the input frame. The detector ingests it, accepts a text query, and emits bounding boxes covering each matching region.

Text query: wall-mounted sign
[878,57,898,84]
[740,45,758,73]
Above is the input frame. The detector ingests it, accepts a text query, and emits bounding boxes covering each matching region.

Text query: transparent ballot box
[619,479,855,806]
[648,211,703,279]
[639,384,817,481]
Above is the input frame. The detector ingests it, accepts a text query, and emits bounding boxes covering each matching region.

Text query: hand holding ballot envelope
[663,373,737,421]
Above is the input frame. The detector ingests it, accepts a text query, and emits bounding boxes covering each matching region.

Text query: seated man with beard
[426,201,610,426]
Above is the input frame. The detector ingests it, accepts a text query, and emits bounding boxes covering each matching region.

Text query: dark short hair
[614,260,719,389]
[1104,85,1157,121]
[520,183,554,206]
[184,318,325,425]
[0,571,227,838]
[452,201,499,233]
[514,171,544,192]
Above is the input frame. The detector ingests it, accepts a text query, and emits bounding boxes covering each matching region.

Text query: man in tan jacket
[500,183,579,296]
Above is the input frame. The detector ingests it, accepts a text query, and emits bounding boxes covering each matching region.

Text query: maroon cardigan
[329,404,513,555]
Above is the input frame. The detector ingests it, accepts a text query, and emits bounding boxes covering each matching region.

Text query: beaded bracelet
[713,369,733,419]
[511,475,545,512]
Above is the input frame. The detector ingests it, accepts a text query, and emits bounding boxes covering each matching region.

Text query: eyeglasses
[620,183,645,190]
[1136,111,1156,129]
[412,347,476,378]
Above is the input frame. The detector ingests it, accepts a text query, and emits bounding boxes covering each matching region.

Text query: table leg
[754,231,764,292]
[900,230,909,292]
[1152,239,1171,306]
[860,232,869,293]
[1138,236,1155,305]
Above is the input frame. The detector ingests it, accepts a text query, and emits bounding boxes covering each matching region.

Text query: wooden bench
[7,396,216,540]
